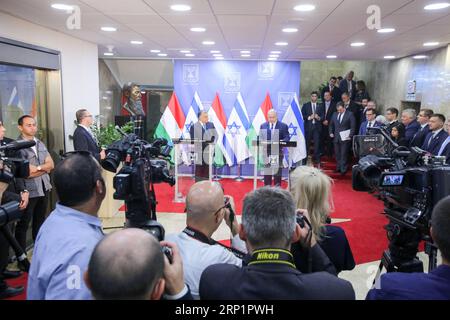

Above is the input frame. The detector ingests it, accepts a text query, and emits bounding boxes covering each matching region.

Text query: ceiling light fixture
[180,50,191,53]
[150,49,161,53]
[170,4,191,12]
[130,40,143,45]
[241,54,251,57]
[275,42,288,46]
[213,54,223,57]
[269,54,279,58]
[210,50,220,53]
[271,51,281,54]
[282,27,298,33]
[326,55,337,59]
[293,4,316,12]
[157,53,168,57]
[190,27,206,32]
[413,55,428,59]
[202,41,215,45]
[351,42,365,47]
[101,27,117,32]
[377,28,396,33]
[185,53,195,57]
[103,52,114,56]
[215,57,224,60]
[268,57,278,61]
[424,42,439,46]
[384,55,396,59]
[51,3,74,10]
[424,3,450,10]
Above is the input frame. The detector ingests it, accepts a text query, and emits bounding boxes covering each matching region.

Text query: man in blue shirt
[367,195,450,300]
[27,152,105,300]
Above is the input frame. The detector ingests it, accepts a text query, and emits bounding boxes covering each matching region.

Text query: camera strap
[248,248,296,269]
[183,226,246,259]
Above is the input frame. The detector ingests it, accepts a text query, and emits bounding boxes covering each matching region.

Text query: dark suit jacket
[442,142,450,164]
[421,130,449,155]
[73,126,101,161]
[329,111,356,143]
[339,79,357,100]
[302,102,325,131]
[344,101,361,121]
[358,121,382,135]
[323,101,337,122]
[199,245,355,300]
[259,121,289,156]
[321,86,341,103]
[410,124,431,148]
[189,121,217,142]
[404,121,421,145]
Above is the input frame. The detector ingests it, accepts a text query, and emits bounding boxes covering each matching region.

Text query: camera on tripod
[101,127,175,241]
[352,127,450,274]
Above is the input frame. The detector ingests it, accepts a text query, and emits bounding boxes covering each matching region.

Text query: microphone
[0,139,36,151]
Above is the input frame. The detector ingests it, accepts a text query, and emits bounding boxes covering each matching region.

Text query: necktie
[338,113,342,123]
[438,136,450,156]
[271,123,274,130]
[428,133,436,147]
[368,122,372,128]
[312,104,316,124]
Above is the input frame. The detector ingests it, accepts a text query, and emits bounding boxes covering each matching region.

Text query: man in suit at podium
[329,102,356,176]
[73,109,105,162]
[259,109,289,186]
[190,111,217,182]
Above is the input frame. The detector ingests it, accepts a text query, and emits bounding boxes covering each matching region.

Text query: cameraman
[367,195,450,300]
[85,228,191,300]
[165,181,245,299]
[0,120,29,299]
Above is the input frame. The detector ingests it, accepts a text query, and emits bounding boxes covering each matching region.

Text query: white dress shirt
[165,232,245,299]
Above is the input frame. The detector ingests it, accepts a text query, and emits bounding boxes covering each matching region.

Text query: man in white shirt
[165,181,245,299]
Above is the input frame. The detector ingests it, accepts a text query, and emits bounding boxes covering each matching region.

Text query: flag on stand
[281,94,306,166]
[208,93,233,167]
[154,92,186,163]
[225,92,251,164]
[182,91,204,164]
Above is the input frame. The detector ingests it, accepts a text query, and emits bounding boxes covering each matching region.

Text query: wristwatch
[20,189,29,195]
[37,165,42,171]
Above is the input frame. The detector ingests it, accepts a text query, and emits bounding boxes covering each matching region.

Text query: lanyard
[248,248,296,269]
[183,226,246,259]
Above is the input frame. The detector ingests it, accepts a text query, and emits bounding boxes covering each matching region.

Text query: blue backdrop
[174,60,300,118]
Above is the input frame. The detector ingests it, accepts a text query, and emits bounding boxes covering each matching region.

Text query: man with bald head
[85,228,189,300]
[165,181,245,299]
[259,109,290,186]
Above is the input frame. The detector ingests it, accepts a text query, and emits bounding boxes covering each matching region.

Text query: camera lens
[101,150,121,173]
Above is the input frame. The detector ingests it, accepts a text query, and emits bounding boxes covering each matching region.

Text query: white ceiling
[1,0,450,60]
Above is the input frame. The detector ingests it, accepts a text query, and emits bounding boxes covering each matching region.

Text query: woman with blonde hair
[289,166,355,274]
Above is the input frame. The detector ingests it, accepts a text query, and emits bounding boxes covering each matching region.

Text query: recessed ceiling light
[241,54,251,57]
[424,42,439,46]
[384,55,396,59]
[157,53,168,57]
[103,52,114,56]
[293,4,316,12]
[413,55,428,59]
[215,57,224,60]
[210,50,220,54]
[150,49,161,53]
[424,3,450,10]
[240,50,251,54]
[269,54,279,58]
[170,4,191,12]
[185,53,195,57]
[180,50,191,53]
[202,41,215,45]
[326,55,337,59]
[271,51,281,54]
[268,57,277,61]
[377,28,396,33]
[282,27,298,33]
[275,42,288,46]
[190,27,206,32]
[101,27,117,32]
[213,54,223,57]
[51,3,74,10]
[351,42,365,47]
[130,40,143,45]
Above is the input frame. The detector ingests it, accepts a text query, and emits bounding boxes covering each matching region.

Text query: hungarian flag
[154,92,186,163]
[208,93,232,167]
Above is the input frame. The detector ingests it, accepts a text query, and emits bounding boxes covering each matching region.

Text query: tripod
[0,225,30,272]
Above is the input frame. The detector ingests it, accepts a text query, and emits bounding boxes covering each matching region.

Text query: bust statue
[122,82,145,116]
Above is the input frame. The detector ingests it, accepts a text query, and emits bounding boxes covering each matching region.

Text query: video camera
[352,126,450,273]
[101,126,175,241]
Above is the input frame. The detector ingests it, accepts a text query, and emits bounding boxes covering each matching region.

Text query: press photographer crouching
[367,195,450,300]
[165,181,246,299]
[199,187,355,300]
[85,228,191,300]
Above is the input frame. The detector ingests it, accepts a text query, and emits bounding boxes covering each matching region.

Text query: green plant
[91,116,133,148]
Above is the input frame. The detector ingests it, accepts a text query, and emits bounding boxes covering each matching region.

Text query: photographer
[85,228,191,300]
[199,187,355,300]
[27,152,104,300]
[367,195,450,300]
[0,120,29,299]
[165,181,245,299]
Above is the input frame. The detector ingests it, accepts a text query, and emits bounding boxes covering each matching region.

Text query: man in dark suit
[199,187,355,300]
[329,102,356,175]
[359,109,382,135]
[259,109,289,186]
[401,109,421,145]
[410,109,433,148]
[190,111,217,182]
[321,76,341,103]
[367,196,450,300]
[302,91,325,167]
[73,109,105,162]
[438,119,450,164]
[385,107,402,135]
[339,71,357,100]
[421,114,448,155]
[322,91,337,157]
